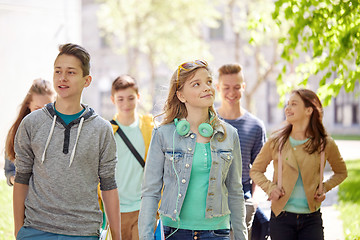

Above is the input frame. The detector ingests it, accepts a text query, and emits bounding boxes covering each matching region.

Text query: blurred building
[81,0,360,135]
[0,0,82,167]
[0,1,358,164]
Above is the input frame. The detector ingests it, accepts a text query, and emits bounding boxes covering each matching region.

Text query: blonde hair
[218,63,244,83]
[218,63,242,75]
[158,64,226,140]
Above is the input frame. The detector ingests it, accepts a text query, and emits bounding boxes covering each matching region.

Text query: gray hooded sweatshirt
[14,103,117,236]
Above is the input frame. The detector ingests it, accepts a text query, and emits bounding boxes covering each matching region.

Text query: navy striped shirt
[218,111,266,184]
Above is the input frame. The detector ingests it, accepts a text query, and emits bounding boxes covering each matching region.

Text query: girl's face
[176,68,215,110]
[285,93,313,124]
[29,93,54,112]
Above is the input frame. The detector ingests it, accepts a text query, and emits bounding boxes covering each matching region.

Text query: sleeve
[323,138,348,193]
[4,157,16,186]
[139,128,165,240]
[251,122,267,164]
[99,122,118,191]
[250,140,278,196]
[14,118,34,185]
[226,128,248,240]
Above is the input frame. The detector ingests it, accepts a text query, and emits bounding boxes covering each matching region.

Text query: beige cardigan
[250,136,347,216]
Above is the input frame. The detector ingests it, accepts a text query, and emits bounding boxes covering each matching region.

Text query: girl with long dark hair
[250,89,347,240]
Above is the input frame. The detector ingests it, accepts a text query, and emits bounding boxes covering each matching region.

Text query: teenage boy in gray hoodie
[13,43,121,240]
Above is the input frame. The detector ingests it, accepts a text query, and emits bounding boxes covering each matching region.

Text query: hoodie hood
[41,102,96,167]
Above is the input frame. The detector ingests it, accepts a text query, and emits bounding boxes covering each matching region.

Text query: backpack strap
[318,150,325,193]
[277,146,283,189]
[110,120,145,168]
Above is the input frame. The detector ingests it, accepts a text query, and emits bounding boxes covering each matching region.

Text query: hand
[10,176,15,185]
[245,197,258,210]
[314,186,326,202]
[250,197,259,210]
[268,187,285,201]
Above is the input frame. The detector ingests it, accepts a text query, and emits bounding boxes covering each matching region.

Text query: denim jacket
[139,121,247,240]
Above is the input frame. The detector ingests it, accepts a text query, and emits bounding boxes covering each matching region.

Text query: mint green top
[162,142,230,230]
[284,136,311,213]
[114,118,145,213]
[55,108,85,125]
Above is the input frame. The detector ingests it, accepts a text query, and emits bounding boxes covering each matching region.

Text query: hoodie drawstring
[42,115,57,164]
[69,117,84,167]
[41,116,85,167]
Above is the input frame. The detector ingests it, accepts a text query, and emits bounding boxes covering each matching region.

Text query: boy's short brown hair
[57,43,90,76]
[218,63,243,76]
[111,75,139,96]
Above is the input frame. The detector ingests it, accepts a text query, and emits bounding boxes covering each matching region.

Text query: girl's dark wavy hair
[272,88,328,154]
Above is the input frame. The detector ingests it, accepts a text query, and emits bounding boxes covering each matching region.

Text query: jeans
[270,210,324,240]
[243,183,269,240]
[163,226,230,240]
[17,226,98,240]
[251,209,270,240]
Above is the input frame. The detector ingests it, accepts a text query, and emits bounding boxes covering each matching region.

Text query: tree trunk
[246,41,278,114]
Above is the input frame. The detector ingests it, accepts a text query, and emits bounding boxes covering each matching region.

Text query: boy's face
[111,88,139,116]
[53,54,91,100]
[217,73,245,106]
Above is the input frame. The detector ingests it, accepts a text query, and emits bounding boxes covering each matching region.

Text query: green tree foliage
[273,0,360,106]
[224,0,289,112]
[96,0,220,89]
[96,0,221,110]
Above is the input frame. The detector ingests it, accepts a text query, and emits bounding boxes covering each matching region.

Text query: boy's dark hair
[111,75,139,96]
[57,43,90,76]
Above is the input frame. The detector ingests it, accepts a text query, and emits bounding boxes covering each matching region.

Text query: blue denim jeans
[270,210,324,240]
[163,226,230,240]
[17,227,98,240]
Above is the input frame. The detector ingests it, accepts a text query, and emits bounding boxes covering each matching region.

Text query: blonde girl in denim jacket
[139,60,247,240]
